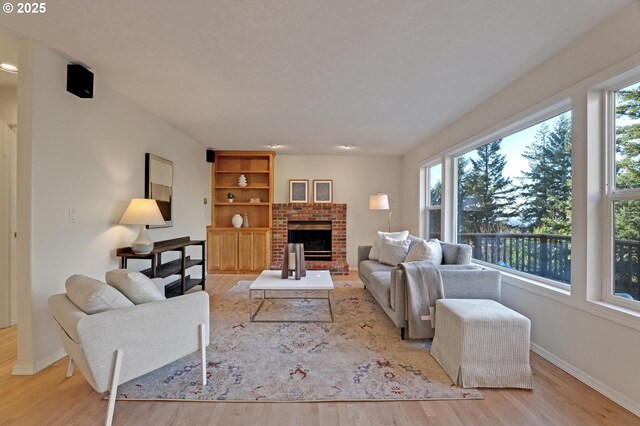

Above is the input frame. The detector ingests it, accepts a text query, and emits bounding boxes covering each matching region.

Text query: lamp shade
[119,198,165,225]
[369,194,390,210]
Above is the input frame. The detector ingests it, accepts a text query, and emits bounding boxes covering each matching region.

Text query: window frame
[421,161,442,240]
[452,104,573,291]
[602,76,640,311]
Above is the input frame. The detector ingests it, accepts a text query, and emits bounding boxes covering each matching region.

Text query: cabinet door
[252,231,271,271]
[238,231,271,272]
[238,232,254,271]
[207,230,238,272]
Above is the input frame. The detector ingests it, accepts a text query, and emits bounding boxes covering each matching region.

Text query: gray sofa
[358,240,501,339]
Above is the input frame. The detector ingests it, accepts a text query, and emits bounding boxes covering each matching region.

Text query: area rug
[115,281,483,402]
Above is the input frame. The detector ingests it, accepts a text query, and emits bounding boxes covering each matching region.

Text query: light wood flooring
[0,273,637,425]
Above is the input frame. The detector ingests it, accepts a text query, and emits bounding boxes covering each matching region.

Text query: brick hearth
[271,203,349,275]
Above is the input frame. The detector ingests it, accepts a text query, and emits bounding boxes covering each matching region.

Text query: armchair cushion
[65,275,133,314]
[105,269,166,304]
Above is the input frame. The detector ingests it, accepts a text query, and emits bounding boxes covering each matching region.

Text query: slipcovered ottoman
[430,299,532,389]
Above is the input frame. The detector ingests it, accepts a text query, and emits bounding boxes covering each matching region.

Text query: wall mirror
[145,153,173,228]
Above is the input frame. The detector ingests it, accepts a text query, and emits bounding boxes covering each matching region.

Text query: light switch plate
[69,208,78,223]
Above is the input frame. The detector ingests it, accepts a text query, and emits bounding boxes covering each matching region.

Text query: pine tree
[519,113,572,234]
[458,139,517,232]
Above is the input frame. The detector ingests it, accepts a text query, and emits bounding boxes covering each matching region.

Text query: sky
[460,111,571,182]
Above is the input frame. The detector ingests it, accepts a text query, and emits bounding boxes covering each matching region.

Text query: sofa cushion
[105,269,166,304]
[441,242,472,265]
[405,239,442,264]
[379,235,410,266]
[369,271,392,308]
[65,274,134,314]
[369,230,409,261]
[359,260,394,282]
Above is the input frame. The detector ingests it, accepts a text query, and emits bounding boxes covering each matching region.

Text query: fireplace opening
[288,221,332,261]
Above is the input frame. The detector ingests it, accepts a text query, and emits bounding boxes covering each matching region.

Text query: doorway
[0,38,19,329]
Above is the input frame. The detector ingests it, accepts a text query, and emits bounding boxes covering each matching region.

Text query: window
[425,163,442,240]
[606,80,640,306]
[456,111,572,286]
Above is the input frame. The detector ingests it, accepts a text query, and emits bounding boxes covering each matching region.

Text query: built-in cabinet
[207,151,274,274]
[207,228,271,273]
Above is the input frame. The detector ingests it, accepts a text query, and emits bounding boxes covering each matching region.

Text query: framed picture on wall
[289,179,309,203]
[313,179,333,203]
[145,153,173,227]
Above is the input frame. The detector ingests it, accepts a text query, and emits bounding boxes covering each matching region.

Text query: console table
[116,236,206,298]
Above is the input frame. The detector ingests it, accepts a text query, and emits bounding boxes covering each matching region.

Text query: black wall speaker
[67,64,94,98]
[206,149,215,163]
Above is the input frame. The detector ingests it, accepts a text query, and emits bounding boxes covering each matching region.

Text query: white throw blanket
[397,261,444,339]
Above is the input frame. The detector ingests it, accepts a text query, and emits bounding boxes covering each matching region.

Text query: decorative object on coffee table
[281,243,306,279]
[227,192,235,203]
[238,174,247,187]
[289,179,309,203]
[313,179,333,203]
[231,213,243,228]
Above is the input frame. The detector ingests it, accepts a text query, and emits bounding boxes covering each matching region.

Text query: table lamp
[119,198,166,254]
[369,193,395,232]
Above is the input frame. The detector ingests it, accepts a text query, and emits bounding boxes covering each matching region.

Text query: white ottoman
[430,299,532,389]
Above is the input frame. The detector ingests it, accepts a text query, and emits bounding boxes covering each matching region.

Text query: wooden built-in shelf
[214,202,270,206]
[209,151,275,273]
[215,170,270,174]
[215,185,270,189]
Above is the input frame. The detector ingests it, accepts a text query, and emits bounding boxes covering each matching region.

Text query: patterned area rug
[115,280,483,402]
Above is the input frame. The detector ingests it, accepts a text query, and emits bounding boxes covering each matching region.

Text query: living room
[1,1,640,424]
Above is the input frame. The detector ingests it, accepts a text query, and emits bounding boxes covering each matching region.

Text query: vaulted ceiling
[0,0,634,154]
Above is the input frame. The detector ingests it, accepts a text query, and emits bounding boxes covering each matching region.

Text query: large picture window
[607,80,640,305]
[456,111,572,286]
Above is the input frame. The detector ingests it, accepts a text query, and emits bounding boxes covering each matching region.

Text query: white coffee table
[249,270,334,322]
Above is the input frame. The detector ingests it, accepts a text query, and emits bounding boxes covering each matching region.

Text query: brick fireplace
[271,203,349,274]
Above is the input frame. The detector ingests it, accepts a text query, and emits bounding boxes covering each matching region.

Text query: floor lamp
[369,193,395,232]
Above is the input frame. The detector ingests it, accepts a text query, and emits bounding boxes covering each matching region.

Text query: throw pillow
[369,230,409,260]
[405,239,443,264]
[105,269,166,304]
[65,274,134,314]
[378,235,411,266]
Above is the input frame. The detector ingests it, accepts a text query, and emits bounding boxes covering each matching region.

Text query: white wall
[401,2,640,415]
[0,86,17,126]
[274,155,403,268]
[14,41,210,373]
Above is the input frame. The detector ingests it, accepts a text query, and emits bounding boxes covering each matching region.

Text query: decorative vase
[238,174,247,187]
[242,213,249,227]
[231,213,243,228]
[227,198,234,203]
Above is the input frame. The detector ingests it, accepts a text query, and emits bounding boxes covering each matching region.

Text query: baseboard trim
[530,342,640,417]
[11,349,66,376]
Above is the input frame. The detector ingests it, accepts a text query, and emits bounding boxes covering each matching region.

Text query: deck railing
[457,233,639,300]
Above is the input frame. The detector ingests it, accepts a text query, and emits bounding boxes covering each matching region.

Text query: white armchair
[49,275,210,426]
